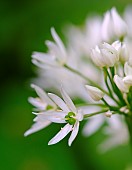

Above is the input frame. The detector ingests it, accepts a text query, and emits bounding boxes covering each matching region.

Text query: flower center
[65,112,76,125]
[46,105,53,110]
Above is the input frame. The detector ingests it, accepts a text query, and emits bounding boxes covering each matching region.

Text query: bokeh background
[1,0,132,169]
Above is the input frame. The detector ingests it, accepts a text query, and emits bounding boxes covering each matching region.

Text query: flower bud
[114,75,129,93]
[85,85,104,101]
[111,7,127,39]
[91,42,119,67]
[101,8,127,41]
[105,110,112,118]
[119,43,129,63]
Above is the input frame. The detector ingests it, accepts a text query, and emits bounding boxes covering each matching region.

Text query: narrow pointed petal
[32,52,57,66]
[51,27,66,57]
[60,87,77,113]
[28,97,47,110]
[68,121,79,146]
[24,120,51,136]
[101,11,113,41]
[48,124,72,145]
[35,111,67,123]
[48,93,70,112]
[31,84,56,107]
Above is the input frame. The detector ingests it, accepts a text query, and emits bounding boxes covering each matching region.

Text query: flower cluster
[25,7,132,151]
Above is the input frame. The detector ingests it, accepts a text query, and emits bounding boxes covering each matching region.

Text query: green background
[0,0,132,169]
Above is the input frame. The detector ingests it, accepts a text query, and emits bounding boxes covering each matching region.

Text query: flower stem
[64,64,109,96]
[125,114,132,150]
[84,109,108,118]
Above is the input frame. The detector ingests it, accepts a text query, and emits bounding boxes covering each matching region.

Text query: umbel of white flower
[25,7,132,150]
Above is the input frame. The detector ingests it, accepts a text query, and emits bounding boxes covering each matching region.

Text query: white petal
[48,124,72,145]
[111,7,127,38]
[28,97,47,110]
[123,75,132,85]
[24,120,51,136]
[51,27,66,58]
[124,62,132,76]
[68,121,79,146]
[31,84,56,107]
[85,85,104,101]
[82,115,104,136]
[114,75,129,93]
[32,52,57,66]
[60,87,77,113]
[101,11,113,41]
[48,93,70,112]
[35,111,67,123]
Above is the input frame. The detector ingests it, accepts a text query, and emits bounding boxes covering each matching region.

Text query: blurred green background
[1,0,132,169]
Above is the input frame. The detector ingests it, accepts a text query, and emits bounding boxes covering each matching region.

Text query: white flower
[32,28,67,68]
[111,7,127,39]
[112,41,129,63]
[91,42,119,67]
[101,7,127,41]
[24,84,56,136]
[114,75,129,93]
[85,85,104,101]
[26,87,83,146]
[46,87,83,146]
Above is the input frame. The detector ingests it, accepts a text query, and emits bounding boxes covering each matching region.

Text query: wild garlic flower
[25,87,83,146]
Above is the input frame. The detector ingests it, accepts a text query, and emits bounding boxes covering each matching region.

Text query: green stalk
[125,114,132,150]
[103,68,120,105]
[64,64,110,96]
[84,109,108,118]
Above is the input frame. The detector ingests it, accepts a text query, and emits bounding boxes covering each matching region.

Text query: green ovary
[65,112,76,125]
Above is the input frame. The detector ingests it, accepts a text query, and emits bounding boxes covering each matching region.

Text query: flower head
[91,42,119,67]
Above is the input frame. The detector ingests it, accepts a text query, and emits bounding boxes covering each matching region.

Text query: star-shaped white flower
[36,87,83,146]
